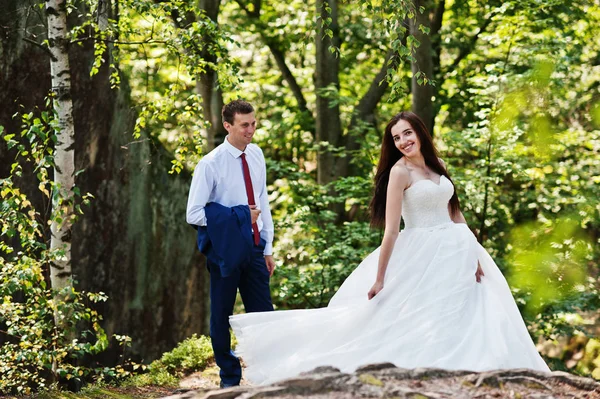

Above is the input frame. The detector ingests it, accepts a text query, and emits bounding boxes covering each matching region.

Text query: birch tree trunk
[46,0,75,291]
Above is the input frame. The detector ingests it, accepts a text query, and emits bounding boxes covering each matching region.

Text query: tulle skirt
[230,222,550,385]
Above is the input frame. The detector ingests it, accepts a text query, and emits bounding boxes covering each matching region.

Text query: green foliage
[577,339,600,379]
[0,105,133,395]
[0,263,111,393]
[0,182,134,394]
[268,162,381,308]
[123,333,217,387]
[62,0,241,173]
[111,0,240,172]
[507,217,592,316]
[122,368,177,388]
[436,3,600,372]
[153,334,214,375]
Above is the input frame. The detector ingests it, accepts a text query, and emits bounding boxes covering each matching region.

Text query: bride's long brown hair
[369,112,460,228]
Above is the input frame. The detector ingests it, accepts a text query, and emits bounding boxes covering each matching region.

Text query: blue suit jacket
[195,202,254,277]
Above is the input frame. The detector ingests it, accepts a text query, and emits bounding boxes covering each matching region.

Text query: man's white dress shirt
[186,137,274,256]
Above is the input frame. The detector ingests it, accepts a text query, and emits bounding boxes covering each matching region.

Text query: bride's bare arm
[368,165,409,299]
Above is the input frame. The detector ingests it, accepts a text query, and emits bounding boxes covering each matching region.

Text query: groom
[186,100,275,388]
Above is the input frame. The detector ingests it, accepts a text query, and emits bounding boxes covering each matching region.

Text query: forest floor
[0,363,226,399]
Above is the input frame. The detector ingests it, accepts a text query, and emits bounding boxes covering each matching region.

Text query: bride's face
[391,119,421,157]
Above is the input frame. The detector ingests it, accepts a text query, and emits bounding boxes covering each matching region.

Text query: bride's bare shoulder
[390,161,411,186]
[392,159,410,174]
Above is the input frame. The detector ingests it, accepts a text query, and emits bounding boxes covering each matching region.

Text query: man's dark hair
[222,100,254,125]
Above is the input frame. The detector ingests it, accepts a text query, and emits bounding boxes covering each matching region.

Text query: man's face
[224,112,257,149]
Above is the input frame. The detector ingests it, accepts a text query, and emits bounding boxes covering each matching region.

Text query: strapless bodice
[402,175,454,228]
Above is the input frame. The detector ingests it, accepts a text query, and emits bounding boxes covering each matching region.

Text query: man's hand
[475,261,485,283]
[249,205,261,224]
[264,255,276,276]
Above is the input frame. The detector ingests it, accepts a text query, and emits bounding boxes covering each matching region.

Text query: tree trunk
[430,0,445,133]
[0,0,208,362]
[315,0,342,186]
[197,0,227,152]
[411,0,435,134]
[46,0,75,291]
[197,73,226,151]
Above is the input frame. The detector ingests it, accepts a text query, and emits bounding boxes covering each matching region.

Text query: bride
[230,111,550,385]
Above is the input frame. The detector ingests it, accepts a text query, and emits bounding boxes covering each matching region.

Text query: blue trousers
[208,238,273,386]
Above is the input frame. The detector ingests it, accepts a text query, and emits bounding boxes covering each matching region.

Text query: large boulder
[161,364,599,399]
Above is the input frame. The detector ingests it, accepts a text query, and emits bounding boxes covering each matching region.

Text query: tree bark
[196,0,227,152]
[46,0,75,291]
[410,0,435,134]
[315,0,342,186]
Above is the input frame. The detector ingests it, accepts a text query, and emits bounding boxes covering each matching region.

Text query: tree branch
[0,329,22,340]
[235,0,310,116]
[266,39,309,113]
[252,0,261,17]
[234,0,250,14]
[22,37,56,61]
[448,12,494,72]
[69,36,169,46]
[431,0,445,37]
[341,26,408,180]
[354,50,395,117]
[354,18,408,122]
[431,0,446,77]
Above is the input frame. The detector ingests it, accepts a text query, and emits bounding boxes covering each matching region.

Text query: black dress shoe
[220,381,239,388]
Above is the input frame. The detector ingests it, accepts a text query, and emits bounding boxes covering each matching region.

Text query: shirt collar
[224,136,245,158]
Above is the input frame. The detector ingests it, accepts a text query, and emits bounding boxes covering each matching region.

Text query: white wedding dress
[230,175,550,385]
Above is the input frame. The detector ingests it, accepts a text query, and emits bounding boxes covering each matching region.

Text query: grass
[2,385,175,399]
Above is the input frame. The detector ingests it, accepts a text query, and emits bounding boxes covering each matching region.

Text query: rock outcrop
[161,364,600,399]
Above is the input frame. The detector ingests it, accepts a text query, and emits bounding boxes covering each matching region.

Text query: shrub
[154,334,214,375]
[0,109,133,395]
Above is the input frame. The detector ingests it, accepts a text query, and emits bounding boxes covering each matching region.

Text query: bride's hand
[368,281,384,300]
[475,261,484,283]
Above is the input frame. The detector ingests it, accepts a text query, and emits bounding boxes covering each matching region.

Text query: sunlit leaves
[507,217,591,316]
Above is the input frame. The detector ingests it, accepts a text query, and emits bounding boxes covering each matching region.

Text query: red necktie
[240,153,260,246]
